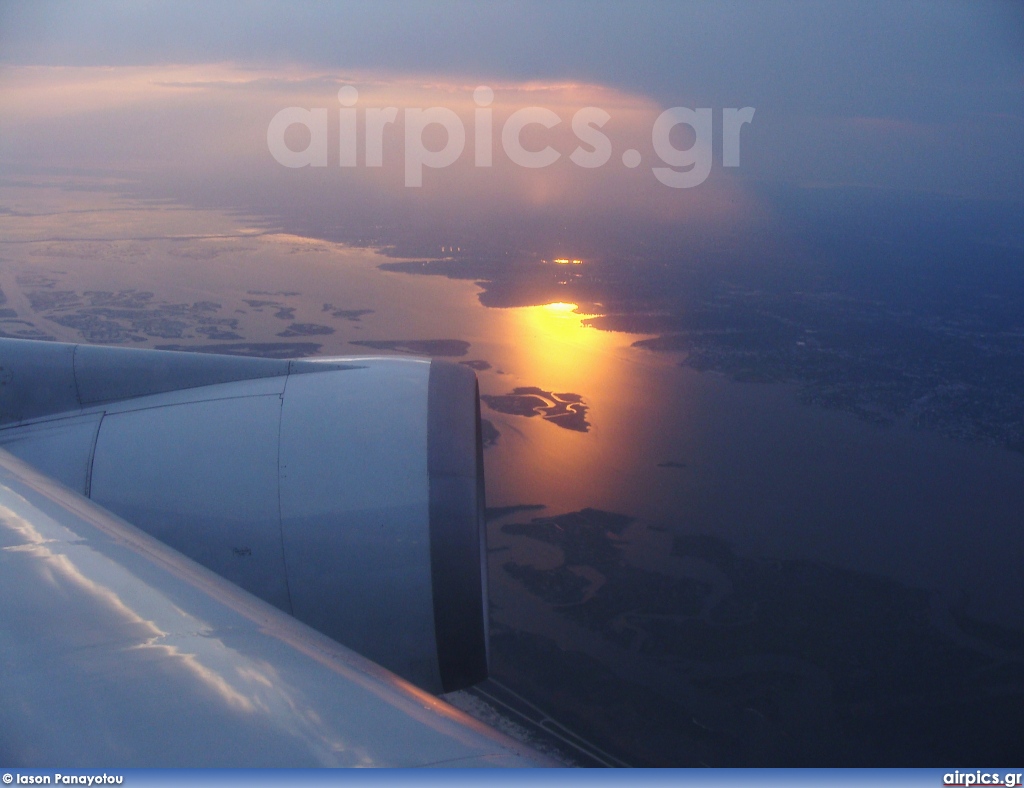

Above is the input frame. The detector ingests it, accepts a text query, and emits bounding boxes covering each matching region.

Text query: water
[1,178,1022,765]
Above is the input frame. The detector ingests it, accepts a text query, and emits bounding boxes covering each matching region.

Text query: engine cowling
[0,340,488,694]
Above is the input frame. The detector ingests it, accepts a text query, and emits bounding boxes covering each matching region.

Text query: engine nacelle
[0,340,488,694]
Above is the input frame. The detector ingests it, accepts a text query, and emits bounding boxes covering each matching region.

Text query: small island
[481,386,590,432]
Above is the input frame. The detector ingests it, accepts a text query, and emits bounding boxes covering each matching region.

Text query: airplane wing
[0,338,555,767]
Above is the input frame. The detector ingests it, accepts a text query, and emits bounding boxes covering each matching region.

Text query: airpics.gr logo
[267,86,754,188]
[943,772,1023,787]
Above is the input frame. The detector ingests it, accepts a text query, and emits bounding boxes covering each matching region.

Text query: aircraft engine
[0,339,488,694]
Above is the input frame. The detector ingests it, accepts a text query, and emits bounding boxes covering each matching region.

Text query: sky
[0,1,1022,256]
[1,2,1021,114]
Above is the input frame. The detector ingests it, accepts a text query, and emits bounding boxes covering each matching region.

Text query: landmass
[322,304,374,322]
[481,387,590,432]
[276,322,335,337]
[15,281,236,343]
[348,339,471,356]
[378,225,1024,455]
[493,507,1024,766]
[485,504,546,524]
[480,418,500,448]
[0,286,54,340]
[238,299,297,320]
[154,342,322,358]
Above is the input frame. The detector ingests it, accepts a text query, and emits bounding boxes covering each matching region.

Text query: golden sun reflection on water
[493,301,639,393]
[478,299,681,517]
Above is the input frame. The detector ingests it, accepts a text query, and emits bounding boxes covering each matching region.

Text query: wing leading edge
[0,448,554,767]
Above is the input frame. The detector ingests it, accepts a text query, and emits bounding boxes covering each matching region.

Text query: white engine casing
[0,340,488,694]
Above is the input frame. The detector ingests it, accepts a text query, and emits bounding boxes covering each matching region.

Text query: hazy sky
[1,0,1022,247]
[2,1,1021,115]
